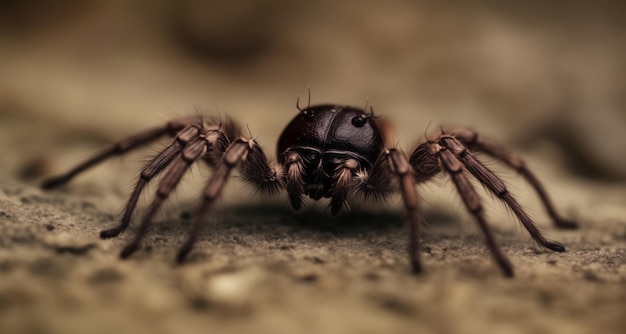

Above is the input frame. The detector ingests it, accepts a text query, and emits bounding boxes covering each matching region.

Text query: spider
[42,99,578,277]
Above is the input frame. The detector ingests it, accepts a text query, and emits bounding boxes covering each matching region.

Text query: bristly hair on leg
[284,152,306,210]
[237,122,283,196]
[240,141,284,196]
[353,152,395,202]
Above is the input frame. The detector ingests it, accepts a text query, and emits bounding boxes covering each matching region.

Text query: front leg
[386,148,423,274]
[240,140,284,196]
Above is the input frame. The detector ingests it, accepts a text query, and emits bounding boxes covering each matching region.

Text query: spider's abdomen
[277,104,384,166]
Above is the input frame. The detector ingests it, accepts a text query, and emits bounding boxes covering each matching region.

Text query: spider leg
[120,138,208,258]
[284,152,306,210]
[176,138,251,262]
[100,125,201,238]
[431,142,514,277]
[41,119,191,189]
[240,140,284,196]
[452,129,578,229]
[386,149,423,274]
[438,136,565,253]
[353,153,395,202]
[329,158,360,214]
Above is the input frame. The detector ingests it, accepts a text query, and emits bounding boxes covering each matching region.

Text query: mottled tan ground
[1,150,625,334]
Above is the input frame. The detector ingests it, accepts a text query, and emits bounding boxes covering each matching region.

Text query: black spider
[42,100,578,277]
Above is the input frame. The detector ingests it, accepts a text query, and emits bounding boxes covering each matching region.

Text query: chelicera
[42,99,578,277]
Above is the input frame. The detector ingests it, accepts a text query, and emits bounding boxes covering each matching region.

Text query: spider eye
[351,116,367,127]
[302,109,315,118]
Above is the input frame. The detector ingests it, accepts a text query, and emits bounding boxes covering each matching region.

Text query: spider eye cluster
[302,109,314,117]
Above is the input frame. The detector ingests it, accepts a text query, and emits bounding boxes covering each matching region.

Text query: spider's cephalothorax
[277,105,387,213]
[42,102,578,277]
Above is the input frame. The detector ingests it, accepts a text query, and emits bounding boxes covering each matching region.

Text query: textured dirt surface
[1,2,626,334]
[1,158,625,334]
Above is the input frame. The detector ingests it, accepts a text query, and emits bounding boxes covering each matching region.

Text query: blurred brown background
[1,0,625,181]
[0,2,625,334]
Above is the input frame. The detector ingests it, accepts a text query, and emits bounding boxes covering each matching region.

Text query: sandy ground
[1,2,625,334]
[1,110,625,334]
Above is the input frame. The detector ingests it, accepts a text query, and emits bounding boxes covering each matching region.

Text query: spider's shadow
[195,202,408,237]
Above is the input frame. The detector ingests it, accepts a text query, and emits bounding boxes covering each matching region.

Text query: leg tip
[503,268,515,278]
[120,243,139,259]
[555,219,579,230]
[176,248,190,264]
[496,257,514,278]
[545,241,566,253]
[411,261,424,275]
[100,227,123,239]
[176,238,196,264]
[41,177,66,190]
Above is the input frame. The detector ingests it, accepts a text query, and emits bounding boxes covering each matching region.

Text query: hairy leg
[284,151,306,210]
[438,135,565,252]
[240,140,284,196]
[327,158,361,215]
[120,138,208,258]
[41,119,193,189]
[430,142,514,277]
[101,125,200,238]
[176,139,252,262]
[451,128,578,229]
[353,153,395,202]
[387,148,423,274]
